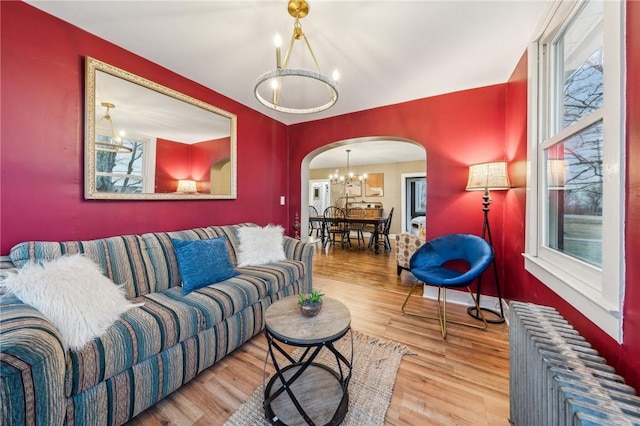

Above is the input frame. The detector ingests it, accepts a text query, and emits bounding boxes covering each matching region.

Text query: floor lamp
[465,161,510,324]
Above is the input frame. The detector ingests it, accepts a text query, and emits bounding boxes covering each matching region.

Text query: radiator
[509,301,640,425]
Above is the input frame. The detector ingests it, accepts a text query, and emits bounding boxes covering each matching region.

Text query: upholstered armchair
[402,233,493,338]
[395,233,425,275]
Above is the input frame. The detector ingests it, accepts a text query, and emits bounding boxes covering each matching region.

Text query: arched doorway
[300,137,426,241]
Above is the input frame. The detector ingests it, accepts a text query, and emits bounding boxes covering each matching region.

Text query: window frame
[524,0,625,341]
[95,135,157,194]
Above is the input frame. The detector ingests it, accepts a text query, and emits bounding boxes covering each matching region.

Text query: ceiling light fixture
[329,149,367,185]
[254,0,339,114]
[95,102,132,153]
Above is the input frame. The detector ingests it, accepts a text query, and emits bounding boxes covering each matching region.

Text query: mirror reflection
[85,57,237,200]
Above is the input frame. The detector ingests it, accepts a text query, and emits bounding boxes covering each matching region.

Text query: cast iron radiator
[509,301,640,425]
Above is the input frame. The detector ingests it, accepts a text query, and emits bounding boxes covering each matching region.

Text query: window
[525,0,625,341]
[95,136,156,193]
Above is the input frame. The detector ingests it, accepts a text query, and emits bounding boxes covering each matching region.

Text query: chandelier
[329,149,367,185]
[95,102,132,153]
[254,0,339,114]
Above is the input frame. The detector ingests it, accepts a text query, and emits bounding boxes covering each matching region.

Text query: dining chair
[323,206,350,249]
[346,207,367,248]
[369,207,394,252]
[308,205,323,238]
[401,233,492,339]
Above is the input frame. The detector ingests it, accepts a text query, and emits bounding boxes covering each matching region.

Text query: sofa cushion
[171,237,239,294]
[65,303,270,425]
[141,224,257,292]
[141,227,220,293]
[235,261,306,295]
[9,235,155,299]
[63,256,304,396]
[208,224,256,267]
[154,260,305,329]
[65,292,202,396]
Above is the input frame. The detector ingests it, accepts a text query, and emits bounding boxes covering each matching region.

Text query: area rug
[223,331,411,426]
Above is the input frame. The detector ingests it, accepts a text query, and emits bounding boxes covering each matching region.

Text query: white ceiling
[25,0,550,166]
[96,70,231,143]
[309,140,426,169]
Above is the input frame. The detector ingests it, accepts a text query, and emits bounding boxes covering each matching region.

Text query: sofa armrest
[282,237,314,294]
[0,255,17,280]
[1,294,67,426]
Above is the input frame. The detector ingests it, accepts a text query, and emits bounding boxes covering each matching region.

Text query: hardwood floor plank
[126,241,510,425]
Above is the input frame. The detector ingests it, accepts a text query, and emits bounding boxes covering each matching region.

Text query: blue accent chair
[401,233,493,338]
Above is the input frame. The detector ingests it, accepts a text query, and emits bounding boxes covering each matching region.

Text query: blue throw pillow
[171,237,239,294]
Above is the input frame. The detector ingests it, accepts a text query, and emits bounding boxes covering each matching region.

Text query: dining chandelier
[254,0,339,114]
[95,102,132,153]
[329,149,367,185]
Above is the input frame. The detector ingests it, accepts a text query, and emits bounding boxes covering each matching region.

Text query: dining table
[309,215,389,254]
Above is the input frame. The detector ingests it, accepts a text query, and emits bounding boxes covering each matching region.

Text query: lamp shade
[466,161,511,191]
[177,179,197,193]
[547,159,566,189]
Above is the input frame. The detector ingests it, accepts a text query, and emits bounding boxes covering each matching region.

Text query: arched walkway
[299,136,426,241]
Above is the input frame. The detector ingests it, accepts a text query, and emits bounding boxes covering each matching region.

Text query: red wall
[155,138,192,193]
[2,0,639,392]
[191,137,232,193]
[0,1,289,253]
[503,0,640,391]
[288,85,509,293]
[154,137,230,193]
[286,0,640,391]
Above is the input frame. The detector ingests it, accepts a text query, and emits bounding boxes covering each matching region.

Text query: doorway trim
[400,172,427,234]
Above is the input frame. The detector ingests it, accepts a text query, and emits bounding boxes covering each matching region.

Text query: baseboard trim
[421,285,509,322]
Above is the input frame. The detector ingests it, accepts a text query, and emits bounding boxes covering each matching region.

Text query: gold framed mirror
[84,57,237,200]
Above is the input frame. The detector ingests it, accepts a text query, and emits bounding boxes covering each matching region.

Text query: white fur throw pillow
[237,225,287,267]
[0,254,142,351]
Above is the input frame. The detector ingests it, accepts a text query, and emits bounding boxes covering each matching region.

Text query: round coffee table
[263,295,352,426]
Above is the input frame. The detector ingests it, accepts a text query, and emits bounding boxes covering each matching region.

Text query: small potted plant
[298,290,324,317]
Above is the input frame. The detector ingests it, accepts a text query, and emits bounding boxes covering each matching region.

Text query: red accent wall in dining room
[154,138,192,193]
[287,85,509,294]
[0,1,290,254]
[502,0,640,391]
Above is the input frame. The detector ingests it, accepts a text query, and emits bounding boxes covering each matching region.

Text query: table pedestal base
[264,363,349,426]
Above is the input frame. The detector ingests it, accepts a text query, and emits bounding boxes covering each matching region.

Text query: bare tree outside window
[96,138,145,193]
[545,16,604,267]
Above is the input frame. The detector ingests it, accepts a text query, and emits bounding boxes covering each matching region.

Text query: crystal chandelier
[254,0,339,114]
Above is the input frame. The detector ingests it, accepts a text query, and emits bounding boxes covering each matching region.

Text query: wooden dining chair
[323,206,350,249]
[308,206,323,237]
[346,207,367,248]
[369,207,394,252]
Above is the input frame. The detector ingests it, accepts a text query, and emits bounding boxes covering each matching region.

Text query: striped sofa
[0,223,313,426]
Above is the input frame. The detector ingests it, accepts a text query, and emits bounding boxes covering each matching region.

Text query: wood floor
[128,239,511,426]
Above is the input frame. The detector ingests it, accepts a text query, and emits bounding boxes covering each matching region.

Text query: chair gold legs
[401,281,488,339]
